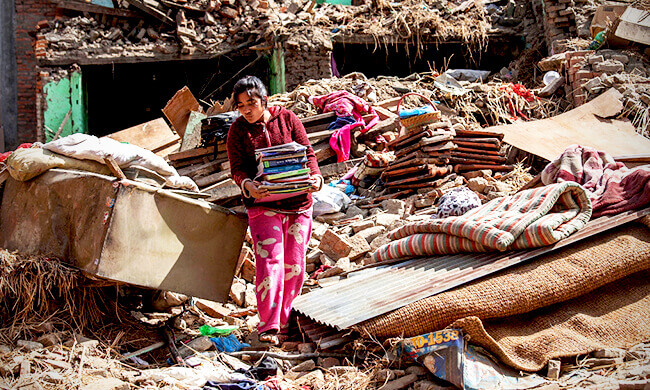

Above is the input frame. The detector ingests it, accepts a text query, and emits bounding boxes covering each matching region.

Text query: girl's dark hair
[232,76,268,107]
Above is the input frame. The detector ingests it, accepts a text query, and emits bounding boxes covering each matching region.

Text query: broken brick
[318,230,352,259]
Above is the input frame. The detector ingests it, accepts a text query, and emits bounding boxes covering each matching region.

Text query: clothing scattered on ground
[541,144,650,218]
[372,182,592,261]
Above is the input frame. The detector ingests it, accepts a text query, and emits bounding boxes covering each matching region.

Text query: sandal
[259,331,280,346]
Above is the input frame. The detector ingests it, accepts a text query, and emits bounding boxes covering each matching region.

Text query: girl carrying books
[226,76,323,345]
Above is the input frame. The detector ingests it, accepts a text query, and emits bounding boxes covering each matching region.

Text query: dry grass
[0,250,115,342]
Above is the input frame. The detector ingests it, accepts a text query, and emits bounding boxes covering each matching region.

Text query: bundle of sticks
[450,129,514,173]
[381,121,455,192]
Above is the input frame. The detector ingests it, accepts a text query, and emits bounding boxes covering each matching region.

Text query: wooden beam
[53,0,141,17]
[121,0,174,25]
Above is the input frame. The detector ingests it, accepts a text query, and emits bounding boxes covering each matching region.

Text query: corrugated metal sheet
[293,207,650,329]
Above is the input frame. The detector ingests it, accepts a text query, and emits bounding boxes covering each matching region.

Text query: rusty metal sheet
[0,169,247,302]
[293,207,650,329]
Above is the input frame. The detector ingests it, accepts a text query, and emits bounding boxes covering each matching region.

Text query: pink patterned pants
[247,207,312,334]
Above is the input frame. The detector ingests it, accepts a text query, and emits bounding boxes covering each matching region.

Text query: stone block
[467,177,488,193]
[588,55,604,65]
[611,54,629,64]
[370,234,391,251]
[36,333,63,347]
[316,212,346,225]
[345,205,366,219]
[292,359,316,372]
[375,214,401,229]
[351,219,375,233]
[311,222,327,240]
[316,266,344,279]
[618,380,650,390]
[229,281,246,307]
[244,283,256,307]
[195,298,231,318]
[319,230,353,260]
[353,226,386,243]
[381,199,406,216]
[306,249,322,264]
[348,235,371,260]
[594,60,624,73]
[240,257,256,283]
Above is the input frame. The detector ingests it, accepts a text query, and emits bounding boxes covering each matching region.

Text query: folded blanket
[372,182,592,262]
[541,145,650,218]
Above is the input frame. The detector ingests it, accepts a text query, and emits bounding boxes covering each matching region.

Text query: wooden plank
[454,164,514,172]
[319,158,362,178]
[162,86,201,137]
[104,157,126,179]
[195,169,231,188]
[308,129,334,144]
[202,179,241,202]
[155,142,181,157]
[455,128,504,139]
[313,140,335,162]
[455,146,502,155]
[300,112,336,127]
[105,118,180,152]
[305,122,331,134]
[181,111,207,151]
[177,159,222,178]
[168,146,215,161]
[454,140,501,150]
[494,88,650,161]
[53,0,141,17]
[122,0,174,25]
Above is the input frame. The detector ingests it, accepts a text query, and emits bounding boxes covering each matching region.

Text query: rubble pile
[38,0,271,60]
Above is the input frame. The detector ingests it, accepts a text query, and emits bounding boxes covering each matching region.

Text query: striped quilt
[372,182,592,262]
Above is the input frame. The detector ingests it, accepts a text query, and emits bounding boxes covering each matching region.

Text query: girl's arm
[288,110,323,190]
[226,123,253,196]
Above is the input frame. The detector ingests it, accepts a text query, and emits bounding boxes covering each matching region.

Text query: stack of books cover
[254,142,315,202]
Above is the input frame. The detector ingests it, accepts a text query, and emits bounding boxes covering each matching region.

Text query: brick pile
[565,49,650,107]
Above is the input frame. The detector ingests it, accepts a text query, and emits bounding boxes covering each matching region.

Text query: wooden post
[269,44,286,95]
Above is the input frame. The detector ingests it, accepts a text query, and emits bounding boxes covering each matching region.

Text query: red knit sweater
[226,106,321,211]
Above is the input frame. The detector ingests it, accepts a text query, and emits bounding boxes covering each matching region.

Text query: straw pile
[0,250,113,341]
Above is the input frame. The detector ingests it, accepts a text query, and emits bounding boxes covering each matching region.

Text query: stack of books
[254,142,315,200]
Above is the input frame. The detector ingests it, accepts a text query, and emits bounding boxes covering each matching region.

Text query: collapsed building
[1,0,650,389]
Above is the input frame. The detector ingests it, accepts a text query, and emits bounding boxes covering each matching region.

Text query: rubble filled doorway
[332,39,525,78]
[81,55,267,137]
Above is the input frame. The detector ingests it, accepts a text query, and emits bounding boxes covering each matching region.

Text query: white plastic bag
[312,185,351,217]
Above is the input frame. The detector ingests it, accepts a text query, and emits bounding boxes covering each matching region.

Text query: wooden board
[105,118,180,153]
[181,111,207,151]
[162,86,201,137]
[492,88,650,161]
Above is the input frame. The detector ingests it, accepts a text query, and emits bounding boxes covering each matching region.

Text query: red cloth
[226,106,321,212]
[541,145,650,218]
[310,91,379,162]
[0,143,33,163]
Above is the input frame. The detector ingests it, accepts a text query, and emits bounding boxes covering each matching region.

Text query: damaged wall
[284,30,333,91]
[14,0,58,147]
[0,0,17,151]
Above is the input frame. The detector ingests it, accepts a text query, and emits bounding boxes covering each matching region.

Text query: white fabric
[44,134,198,191]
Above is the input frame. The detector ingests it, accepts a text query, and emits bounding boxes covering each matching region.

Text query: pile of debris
[38,0,270,60]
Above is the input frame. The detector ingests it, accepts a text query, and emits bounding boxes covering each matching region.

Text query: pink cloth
[541,145,650,218]
[310,91,379,162]
[248,207,313,334]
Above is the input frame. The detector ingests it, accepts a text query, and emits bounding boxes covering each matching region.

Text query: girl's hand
[245,180,269,199]
[306,175,323,193]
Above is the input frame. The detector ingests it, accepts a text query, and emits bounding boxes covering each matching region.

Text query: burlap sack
[358,224,650,365]
[452,269,650,371]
